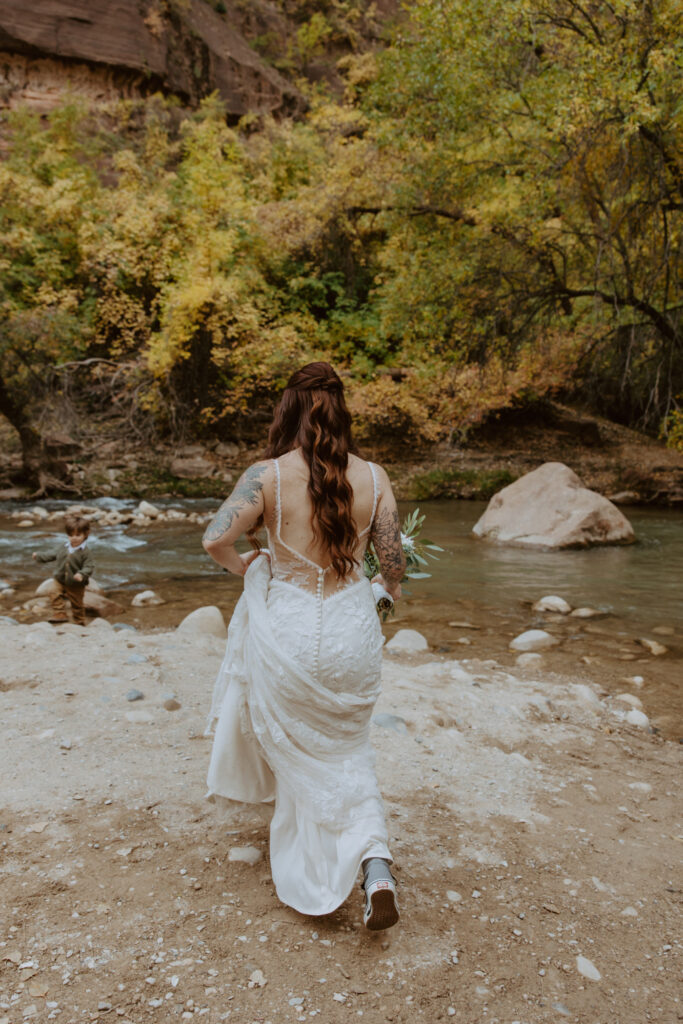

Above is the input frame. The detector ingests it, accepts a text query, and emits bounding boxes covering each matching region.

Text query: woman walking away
[203,362,406,929]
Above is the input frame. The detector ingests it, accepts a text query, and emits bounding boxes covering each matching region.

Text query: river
[1,498,681,734]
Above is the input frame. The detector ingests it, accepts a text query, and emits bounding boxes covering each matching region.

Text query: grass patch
[410,468,516,501]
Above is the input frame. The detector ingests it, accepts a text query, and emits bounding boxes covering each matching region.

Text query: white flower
[401,533,415,552]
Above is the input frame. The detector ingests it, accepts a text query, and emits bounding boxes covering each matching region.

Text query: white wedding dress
[205,458,391,915]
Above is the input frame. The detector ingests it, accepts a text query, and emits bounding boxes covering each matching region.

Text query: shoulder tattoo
[203,463,267,543]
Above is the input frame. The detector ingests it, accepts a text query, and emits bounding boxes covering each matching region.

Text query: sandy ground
[0,617,681,1024]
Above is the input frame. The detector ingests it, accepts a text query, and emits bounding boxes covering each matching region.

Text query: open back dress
[206,454,392,915]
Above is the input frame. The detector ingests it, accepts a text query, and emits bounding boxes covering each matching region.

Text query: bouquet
[363,508,442,617]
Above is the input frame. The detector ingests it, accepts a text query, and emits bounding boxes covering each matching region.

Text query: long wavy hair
[261,361,359,578]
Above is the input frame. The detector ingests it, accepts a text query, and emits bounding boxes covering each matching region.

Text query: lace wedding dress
[205,458,391,915]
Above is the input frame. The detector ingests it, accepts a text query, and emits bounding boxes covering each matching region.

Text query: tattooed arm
[202,462,269,576]
[370,467,406,601]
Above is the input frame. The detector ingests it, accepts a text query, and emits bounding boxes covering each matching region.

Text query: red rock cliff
[0,0,300,115]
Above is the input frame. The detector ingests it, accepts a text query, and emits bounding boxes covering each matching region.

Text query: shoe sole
[364,885,399,931]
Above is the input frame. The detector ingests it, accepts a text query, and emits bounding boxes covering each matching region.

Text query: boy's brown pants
[50,582,86,626]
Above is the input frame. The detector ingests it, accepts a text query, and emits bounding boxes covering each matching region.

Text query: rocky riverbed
[0,616,680,1024]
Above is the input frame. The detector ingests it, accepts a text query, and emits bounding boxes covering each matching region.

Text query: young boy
[32,514,94,626]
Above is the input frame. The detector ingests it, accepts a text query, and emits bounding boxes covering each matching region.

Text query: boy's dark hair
[64,514,90,537]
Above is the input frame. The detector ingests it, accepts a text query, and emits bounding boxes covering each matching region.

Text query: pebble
[637,637,668,656]
[629,675,645,688]
[552,1003,571,1017]
[625,708,650,728]
[113,623,137,632]
[533,595,572,614]
[576,955,601,981]
[628,781,652,794]
[446,890,462,903]
[372,713,408,734]
[131,590,165,607]
[651,625,675,636]
[59,739,72,750]
[621,906,638,917]
[228,846,262,865]
[126,653,148,664]
[615,692,643,709]
[571,683,602,710]
[570,607,603,618]
[125,709,154,724]
[126,689,145,702]
[163,697,182,712]
[516,652,543,668]
[248,969,267,988]
[136,501,160,518]
[509,629,559,652]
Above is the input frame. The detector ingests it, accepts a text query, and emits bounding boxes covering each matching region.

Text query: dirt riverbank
[2,402,683,505]
[0,618,681,1024]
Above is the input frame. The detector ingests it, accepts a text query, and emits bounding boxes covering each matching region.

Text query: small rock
[17,519,34,528]
[552,1003,571,1018]
[177,606,227,639]
[576,955,601,981]
[131,590,165,607]
[509,629,559,652]
[516,652,543,668]
[0,616,19,626]
[533,595,572,614]
[637,637,668,656]
[113,622,137,632]
[448,620,480,629]
[126,689,145,702]
[170,455,215,479]
[248,969,267,988]
[625,708,650,728]
[385,628,428,652]
[570,607,603,618]
[36,578,60,596]
[60,739,72,750]
[628,675,645,688]
[620,906,638,917]
[628,781,652,794]
[651,625,674,636]
[125,709,154,724]
[372,713,408,734]
[215,441,240,458]
[571,683,602,709]
[126,653,148,664]
[614,693,643,710]
[446,890,462,903]
[163,697,182,712]
[136,500,160,518]
[228,846,262,865]
[89,617,114,632]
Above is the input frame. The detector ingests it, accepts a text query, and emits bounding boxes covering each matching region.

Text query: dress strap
[368,462,379,529]
[273,457,282,536]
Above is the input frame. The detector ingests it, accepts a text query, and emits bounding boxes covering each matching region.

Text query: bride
[202,361,405,930]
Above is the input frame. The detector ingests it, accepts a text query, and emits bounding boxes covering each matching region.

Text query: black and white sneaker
[362,858,399,931]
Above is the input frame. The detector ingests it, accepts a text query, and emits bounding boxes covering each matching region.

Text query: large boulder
[472,462,635,549]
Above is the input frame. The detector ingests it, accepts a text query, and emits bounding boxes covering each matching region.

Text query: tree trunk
[0,371,72,493]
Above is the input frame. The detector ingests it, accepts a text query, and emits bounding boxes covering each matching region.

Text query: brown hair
[64,514,90,537]
[263,361,359,578]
